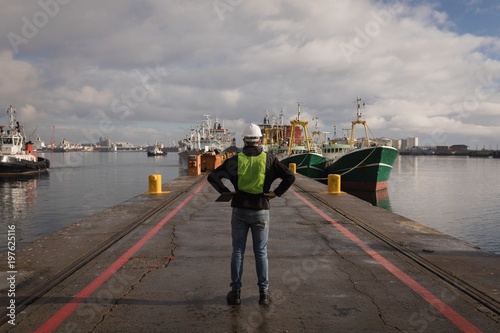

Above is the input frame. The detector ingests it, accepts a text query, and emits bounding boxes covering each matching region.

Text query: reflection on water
[347,188,391,211]
[1,152,185,253]
[1,154,498,255]
[345,155,500,255]
[388,155,500,255]
[0,173,50,245]
[0,173,49,217]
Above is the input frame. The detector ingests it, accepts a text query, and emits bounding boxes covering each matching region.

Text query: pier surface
[1,174,499,332]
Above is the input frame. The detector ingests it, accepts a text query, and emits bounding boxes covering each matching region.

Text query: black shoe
[227,289,241,305]
[259,288,271,305]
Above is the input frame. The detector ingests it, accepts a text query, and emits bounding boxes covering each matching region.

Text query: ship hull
[325,146,399,191]
[178,150,201,170]
[281,152,327,180]
[147,151,167,157]
[0,156,50,176]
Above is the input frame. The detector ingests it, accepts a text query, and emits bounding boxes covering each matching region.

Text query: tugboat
[146,142,167,156]
[0,105,50,175]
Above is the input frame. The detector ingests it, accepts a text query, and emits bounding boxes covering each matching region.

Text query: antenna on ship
[312,116,321,144]
[355,96,365,120]
[7,105,16,131]
[264,109,270,125]
[295,101,302,120]
[350,97,377,148]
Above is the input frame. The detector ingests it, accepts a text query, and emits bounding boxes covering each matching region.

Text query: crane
[28,127,37,141]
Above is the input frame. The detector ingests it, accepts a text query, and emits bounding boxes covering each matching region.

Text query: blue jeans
[230,207,270,290]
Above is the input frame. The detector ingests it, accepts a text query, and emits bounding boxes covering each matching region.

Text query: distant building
[407,137,418,148]
[401,137,418,149]
[435,146,450,155]
[96,136,112,147]
[450,144,468,152]
[392,139,402,150]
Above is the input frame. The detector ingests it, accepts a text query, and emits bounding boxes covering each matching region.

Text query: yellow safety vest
[237,152,266,194]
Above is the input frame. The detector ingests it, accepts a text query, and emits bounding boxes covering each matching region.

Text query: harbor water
[1,152,499,255]
[1,151,183,252]
[388,155,500,255]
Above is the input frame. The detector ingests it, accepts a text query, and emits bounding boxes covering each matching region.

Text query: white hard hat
[242,123,262,142]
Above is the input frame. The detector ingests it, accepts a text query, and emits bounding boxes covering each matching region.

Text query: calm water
[1,153,499,255]
[387,155,500,255]
[0,152,184,252]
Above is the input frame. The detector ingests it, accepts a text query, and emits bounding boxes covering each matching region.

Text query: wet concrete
[1,174,498,332]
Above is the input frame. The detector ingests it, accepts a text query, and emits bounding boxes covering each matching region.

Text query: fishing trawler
[324,98,399,191]
[263,103,327,180]
[0,105,50,175]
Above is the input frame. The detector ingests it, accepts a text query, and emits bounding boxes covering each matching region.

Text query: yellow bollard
[328,174,343,194]
[289,163,297,174]
[147,174,171,194]
[149,174,162,193]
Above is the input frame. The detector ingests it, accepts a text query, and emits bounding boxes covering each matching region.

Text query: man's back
[207,145,295,210]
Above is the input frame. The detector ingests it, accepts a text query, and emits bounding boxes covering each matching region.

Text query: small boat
[324,98,399,191]
[0,105,50,176]
[147,142,167,156]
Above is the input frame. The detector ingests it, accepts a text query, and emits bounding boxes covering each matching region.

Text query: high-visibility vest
[237,152,266,194]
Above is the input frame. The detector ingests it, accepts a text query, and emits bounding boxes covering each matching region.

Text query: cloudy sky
[1,0,499,149]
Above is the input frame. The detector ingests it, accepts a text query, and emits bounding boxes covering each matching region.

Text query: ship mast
[7,105,16,132]
[311,116,322,145]
[349,97,370,149]
[288,101,313,154]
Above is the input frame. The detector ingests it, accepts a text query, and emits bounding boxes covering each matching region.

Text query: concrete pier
[1,174,499,332]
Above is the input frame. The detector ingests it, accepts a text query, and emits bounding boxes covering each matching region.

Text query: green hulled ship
[325,145,399,191]
[324,97,399,191]
[282,149,327,180]
[263,103,327,180]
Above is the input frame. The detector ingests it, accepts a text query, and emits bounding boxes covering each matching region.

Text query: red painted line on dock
[292,189,482,333]
[34,182,208,333]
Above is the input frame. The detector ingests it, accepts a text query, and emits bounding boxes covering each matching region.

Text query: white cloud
[0,51,38,96]
[18,104,39,122]
[0,0,499,147]
[55,85,114,106]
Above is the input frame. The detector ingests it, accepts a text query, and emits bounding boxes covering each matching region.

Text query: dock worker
[207,123,296,305]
